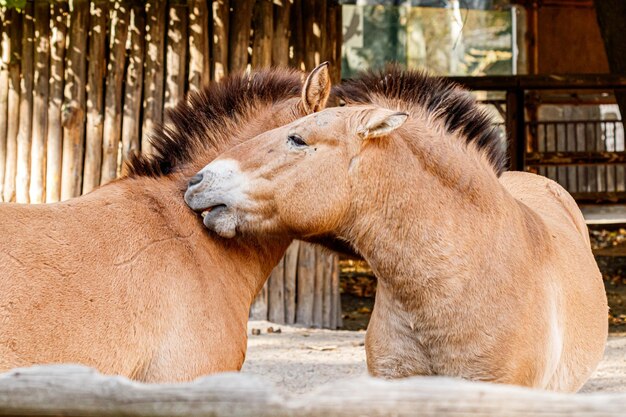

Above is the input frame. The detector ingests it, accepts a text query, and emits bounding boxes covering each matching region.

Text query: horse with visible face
[185,68,607,392]
[0,65,332,382]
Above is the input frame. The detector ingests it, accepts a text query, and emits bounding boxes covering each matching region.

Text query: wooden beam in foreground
[0,365,624,417]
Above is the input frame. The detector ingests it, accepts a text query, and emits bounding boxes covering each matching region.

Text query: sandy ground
[242,321,626,394]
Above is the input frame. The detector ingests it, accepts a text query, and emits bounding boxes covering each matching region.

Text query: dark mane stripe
[332,65,507,176]
[125,68,303,178]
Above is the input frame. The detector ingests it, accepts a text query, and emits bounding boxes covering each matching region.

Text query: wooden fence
[0,364,624,416]
[0,0,343,328]
[450,74,626,203]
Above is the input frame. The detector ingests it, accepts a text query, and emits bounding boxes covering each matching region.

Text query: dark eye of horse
[288,134,308,147]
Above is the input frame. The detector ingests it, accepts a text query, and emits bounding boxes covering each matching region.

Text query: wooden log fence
[0,364,624,416]
[0,0,343,329]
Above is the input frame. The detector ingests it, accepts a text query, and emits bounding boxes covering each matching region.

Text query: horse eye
[288,134,308,147]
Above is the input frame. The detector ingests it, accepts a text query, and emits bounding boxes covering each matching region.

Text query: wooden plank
[288,0,304,70]
[250,283,268,321]
[0,9,11,202]
[317,0,327,62]
[120,4,145,167]
[164,0,188,110]
[81,0,108,194]
[46,1,68,203]
[60,0,89,201]
[228,0,254,72]
[141,0,166,156]
[29,1,51,203]
[329,1,342,83]
[329,250,342,329]
[2,9,21,203]
[312,246,324,328]
[100,1,130,185]
[283,240,299,325]
[322,252,333,328]
[2,364,626,416]
[505,89,525,171]
[251,0,272,68]
[271,0,291,67]
[296,242,315,326]
[267,257,285,323]
[448,74,626,91]
[212,0,229,81]
[526,151,626,165]
[301,0,318,70]
[188,0,210,91]
[15,1,34,203]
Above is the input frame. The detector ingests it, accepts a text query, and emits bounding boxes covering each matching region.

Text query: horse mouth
[199,204,227,219]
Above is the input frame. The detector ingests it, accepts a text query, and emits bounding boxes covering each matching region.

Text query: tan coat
[0,65,332,382]
[185,100,608,392]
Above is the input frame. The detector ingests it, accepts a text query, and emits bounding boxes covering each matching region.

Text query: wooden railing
[450,74,626,203]
[0,364,624,416]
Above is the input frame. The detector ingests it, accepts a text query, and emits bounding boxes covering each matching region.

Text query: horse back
[499,171,607,391]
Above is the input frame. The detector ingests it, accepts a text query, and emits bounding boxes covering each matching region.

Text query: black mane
[332,65,507,176]
[125,68,303,177]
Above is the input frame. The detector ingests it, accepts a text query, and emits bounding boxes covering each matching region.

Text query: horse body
[499,171,607,390]
[360,166,606,391]
[185,68,607,391]
[0,65,333,381]
[0,176,283,381]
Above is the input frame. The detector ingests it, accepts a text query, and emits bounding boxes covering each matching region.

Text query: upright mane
[332,65,507,176]
[126,68,303,177]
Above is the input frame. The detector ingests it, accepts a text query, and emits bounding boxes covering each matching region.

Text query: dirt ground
[243,320,626,395]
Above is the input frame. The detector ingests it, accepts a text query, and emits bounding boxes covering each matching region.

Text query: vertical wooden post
[141,0,166,156]
[188,0,210,91]
[289,0,304,71]
[212,0,229,82]
[505,88,525,172]
[15,1,34,203]
[46,1,68,203]
[296,243,316,326]
[228,0,254,72]
[121,5,145,167]
[312,246,324,328]
[332,256,342,328]
[0,9,11,202]
[268,257,285,323]
[272,0,291,67]
[3,10,22,203]
[301,0,318,70]
[283,241,299,325]
[317,0,327,62]
[250,284,268,321]
[327,1,342,83]
[82,0,108,194]
[164,0,188,111]
[322,253,333,328]
[100,1,130,185]
[251,0,272,68]
[334,2,342,82]
[29,1,51,204]
[61,0,89,201]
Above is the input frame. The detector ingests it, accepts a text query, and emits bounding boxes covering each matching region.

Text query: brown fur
[186,99,607,392]
[0,66,332,382]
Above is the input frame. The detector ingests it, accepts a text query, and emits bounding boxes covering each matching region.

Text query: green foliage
[0,0,27,10]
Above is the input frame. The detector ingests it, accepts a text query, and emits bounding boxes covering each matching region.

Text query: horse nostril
[189,173,203,187]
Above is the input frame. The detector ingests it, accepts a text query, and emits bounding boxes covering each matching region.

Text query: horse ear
[357,109,409,140]
[302,62,331,114]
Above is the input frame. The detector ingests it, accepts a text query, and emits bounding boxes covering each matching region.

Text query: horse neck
[101,174,290,304]
[345,125,523,307]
